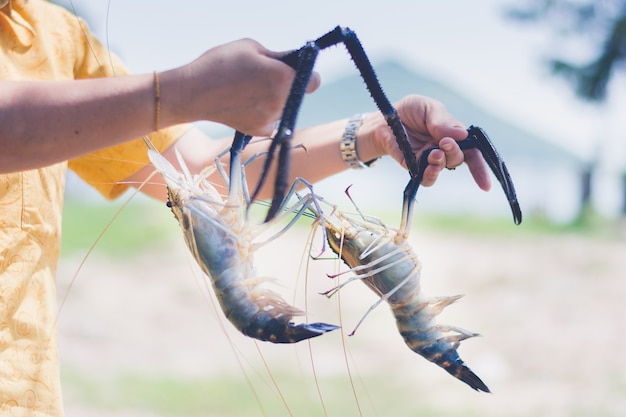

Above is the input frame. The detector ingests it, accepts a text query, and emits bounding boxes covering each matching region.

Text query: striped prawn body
[146,143,338,344]
[323,210,490,392]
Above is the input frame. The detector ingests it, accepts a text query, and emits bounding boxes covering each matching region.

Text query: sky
[63,0,624,167]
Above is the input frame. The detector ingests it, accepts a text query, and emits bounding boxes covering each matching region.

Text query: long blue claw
[253,26,412,223]
[410,125,522,227]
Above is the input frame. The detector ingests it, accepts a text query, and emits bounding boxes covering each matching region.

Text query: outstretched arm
[128,94,490,202]
[0,39,318,174]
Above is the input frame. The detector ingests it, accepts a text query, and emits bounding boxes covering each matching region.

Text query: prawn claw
[406,125,522,232]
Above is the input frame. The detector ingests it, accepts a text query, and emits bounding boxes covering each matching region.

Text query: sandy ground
[55,224,626,417]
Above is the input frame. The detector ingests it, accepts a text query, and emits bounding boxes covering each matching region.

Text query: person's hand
[165,39,321,136]
[361,94,491,191]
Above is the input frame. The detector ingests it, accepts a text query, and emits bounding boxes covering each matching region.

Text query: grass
[60,198,178,258]
[413,207,626,239]
[61,370,445,417]
[60,198,625,260]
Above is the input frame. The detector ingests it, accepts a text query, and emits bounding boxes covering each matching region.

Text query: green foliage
[60,199,178,258]
[413,210,624,238]
[59,199,622,263]
[506,0,626,101]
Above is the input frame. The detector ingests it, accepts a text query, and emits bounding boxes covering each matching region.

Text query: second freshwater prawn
[309,195,491,393]
[144,132,338,344]
[309,127,523,393]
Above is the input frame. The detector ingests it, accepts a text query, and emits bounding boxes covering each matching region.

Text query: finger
[427,148,446,168]
[420,148,446,187]
[422,99,468,142]
[438,137,465,169]
[265,47,296,62]
[262,48,300,80]
[306,71,321,94]
[243,120,278,138]
[430,119,468,143]
[464,148,492,191]
[267,48,319,94]
[420,164,444,187]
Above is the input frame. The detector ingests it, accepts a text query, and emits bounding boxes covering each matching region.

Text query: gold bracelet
[153,71,161,132]
[340,113,379,169]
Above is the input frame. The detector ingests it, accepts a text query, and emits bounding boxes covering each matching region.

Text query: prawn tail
[238,311,340,343]
[399,312,490,392]
[416,338,490,393]
[215,279,339,343]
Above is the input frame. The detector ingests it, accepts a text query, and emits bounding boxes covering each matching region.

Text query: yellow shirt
[0,1,190,415]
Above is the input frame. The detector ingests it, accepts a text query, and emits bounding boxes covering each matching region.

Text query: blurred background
[53,1,626,416]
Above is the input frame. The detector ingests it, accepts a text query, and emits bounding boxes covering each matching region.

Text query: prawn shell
[177,196,339,343]
[324,215,490,392]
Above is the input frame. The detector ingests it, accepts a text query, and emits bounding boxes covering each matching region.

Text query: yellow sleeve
[68,126,192,200]
[65,13,192,200]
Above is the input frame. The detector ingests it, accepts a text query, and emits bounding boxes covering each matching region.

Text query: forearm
[241,120,349,193]
[138,117,379,203]
[0,37,316,174]
[0,75,161,173]
[239,114,385,199]
[279,113,384,182]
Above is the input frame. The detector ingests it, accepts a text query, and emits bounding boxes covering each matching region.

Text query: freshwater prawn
[144,132,339,343]
[308,195,490,392]
[307,127,522,393]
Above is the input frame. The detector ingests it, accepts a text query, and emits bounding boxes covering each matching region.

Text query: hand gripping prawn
[145,133,338,343]
[318,206,490,392]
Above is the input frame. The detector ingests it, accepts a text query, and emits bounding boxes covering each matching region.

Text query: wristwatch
[340,113,379,169]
